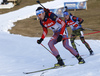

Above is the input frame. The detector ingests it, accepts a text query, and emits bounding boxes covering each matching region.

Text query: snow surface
[0,33,100,76]
[0,0,100,76]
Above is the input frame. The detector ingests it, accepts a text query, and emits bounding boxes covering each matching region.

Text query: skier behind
[63,11,94,55]
[36,7,85,67]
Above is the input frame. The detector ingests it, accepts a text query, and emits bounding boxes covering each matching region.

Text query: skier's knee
[80,37,85,44]
[81,40,85,44]
[48,40,54,47]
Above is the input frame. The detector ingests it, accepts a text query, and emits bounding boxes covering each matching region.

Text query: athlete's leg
[48,32,64,66]
[80,31,94,55]
[63,35,79,56]
[63,35,85,64]
[80,37,91,49]
[48,33,59,57]
[70,34,78,52]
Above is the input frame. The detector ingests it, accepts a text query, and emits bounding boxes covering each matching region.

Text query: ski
[72,54,94,59]
[23,65,73,74]
[72,54,89,58]
[23,67,56,74]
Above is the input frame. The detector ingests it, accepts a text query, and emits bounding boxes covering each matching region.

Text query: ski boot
[76,55,85,64]
[55,55,65,67]
[89,49,94,55]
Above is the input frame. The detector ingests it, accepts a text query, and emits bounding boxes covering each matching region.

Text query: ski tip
[23,72,28,74]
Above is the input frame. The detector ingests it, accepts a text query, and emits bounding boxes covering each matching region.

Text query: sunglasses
[36,9,44,16]
[37,13,42,17]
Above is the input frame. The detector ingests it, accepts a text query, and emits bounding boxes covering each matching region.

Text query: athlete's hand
[57,35,63,42]
[37,38,43,44]
[81,28,85,31]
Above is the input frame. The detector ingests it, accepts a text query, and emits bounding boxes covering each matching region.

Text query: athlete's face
[37,12,45,20]
[65,15,69,20]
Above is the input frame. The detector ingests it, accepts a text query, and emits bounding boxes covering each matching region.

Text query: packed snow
[0,33,100,76]
[0,0,100,76]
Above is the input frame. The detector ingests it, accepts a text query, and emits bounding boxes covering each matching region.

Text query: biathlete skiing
[63,10,94,55]
[36,6,85,67]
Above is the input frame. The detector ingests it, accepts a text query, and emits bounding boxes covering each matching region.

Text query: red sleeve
[56,18,66,35]
[41,27,48,39]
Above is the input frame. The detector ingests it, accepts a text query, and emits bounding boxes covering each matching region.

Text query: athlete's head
[63,11,69,20]
[36,7,45,20]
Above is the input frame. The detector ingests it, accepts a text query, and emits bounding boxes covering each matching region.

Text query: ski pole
[75,42,80,46]
[40,43,54,56]
[41,43,66,60]
[84,28,100,31]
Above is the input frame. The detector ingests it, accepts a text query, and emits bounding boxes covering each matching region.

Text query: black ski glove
[80,28,85,31]
[37,38,43,44]
[57,35,63,42]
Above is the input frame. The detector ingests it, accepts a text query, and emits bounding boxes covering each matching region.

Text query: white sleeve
[65,27,68,37]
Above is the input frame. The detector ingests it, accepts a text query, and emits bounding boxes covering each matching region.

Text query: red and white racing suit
[40,12,78,57]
